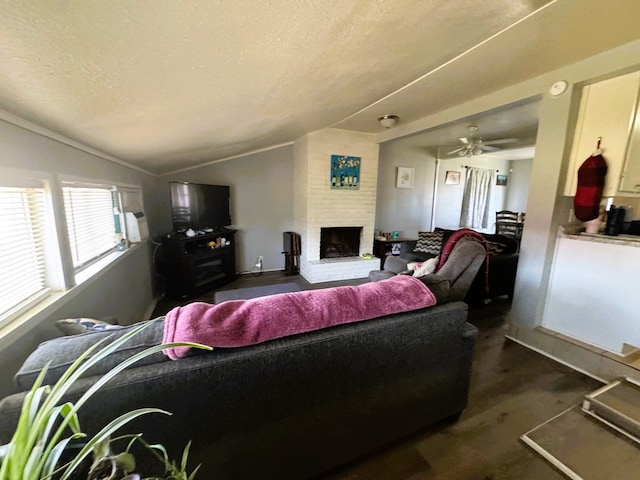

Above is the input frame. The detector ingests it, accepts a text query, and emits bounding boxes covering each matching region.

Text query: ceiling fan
[446,126,517,157]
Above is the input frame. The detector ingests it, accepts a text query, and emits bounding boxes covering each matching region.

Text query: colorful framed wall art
[330,155,360,189]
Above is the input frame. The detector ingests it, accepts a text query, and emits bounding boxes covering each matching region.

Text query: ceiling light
[378,115,399,128]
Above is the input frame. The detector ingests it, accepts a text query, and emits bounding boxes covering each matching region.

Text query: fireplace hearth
[320,227,362,259]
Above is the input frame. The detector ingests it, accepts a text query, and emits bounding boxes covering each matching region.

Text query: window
[0,183,49,320]
[62,184,121,271]
[0,172,145,327]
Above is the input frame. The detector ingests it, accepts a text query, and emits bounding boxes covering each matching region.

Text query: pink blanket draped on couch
[162,275,436,360]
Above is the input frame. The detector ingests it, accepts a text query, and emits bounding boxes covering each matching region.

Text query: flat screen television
[170,182,231,231]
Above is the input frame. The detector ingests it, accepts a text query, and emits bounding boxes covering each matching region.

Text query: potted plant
[0,320,210,480]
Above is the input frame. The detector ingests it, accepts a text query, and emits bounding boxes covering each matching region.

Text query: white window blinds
[0,185,48,319]
[62,185,118,270]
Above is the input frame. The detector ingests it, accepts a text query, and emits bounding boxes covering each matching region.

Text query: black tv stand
[162,229,237,299]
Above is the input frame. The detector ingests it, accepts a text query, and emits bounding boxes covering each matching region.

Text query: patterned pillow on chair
[414,231,444,255]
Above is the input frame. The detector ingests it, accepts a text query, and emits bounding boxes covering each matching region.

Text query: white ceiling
[1,0,639,175]
[389,99,541,156]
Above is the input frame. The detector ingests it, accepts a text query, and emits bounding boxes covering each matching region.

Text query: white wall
[375,142,436,238]
[505,158,533,213]
[433,156,510,233]
[160,145,294,273]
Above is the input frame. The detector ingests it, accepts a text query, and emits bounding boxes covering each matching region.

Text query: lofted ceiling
[0,0,639,175]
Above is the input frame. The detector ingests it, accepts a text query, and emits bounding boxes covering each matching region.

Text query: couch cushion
[414,231,444,255]
[15,319,166,390]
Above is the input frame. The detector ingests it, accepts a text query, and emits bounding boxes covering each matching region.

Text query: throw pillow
[56,318,123,336]
[414,231,444,255]
[407,257,439,277]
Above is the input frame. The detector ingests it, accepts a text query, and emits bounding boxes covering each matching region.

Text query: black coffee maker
[605,205,626,236]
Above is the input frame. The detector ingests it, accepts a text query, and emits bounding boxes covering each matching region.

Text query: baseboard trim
[504,334,606,384]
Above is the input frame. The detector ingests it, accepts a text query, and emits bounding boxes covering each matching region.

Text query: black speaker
[282,232,301,274]
[605,206,626,236]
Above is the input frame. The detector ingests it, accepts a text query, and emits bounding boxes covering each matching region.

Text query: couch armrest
[417,274,450,304]
[462,322,479,339]
[382,255,410,273]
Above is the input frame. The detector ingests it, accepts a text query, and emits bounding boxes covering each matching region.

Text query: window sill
[0,243,145,349]
[75,247,128,285]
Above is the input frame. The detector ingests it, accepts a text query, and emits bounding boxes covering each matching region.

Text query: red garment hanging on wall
[574,152,607,222]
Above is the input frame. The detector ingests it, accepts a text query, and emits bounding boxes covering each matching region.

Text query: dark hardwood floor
[152,271,603,479]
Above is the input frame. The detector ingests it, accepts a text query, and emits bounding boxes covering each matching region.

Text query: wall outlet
[255,256,263,268]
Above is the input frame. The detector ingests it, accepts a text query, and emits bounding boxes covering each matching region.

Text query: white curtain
[459,167,496,229]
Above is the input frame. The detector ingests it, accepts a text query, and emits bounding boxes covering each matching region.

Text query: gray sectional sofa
[0,300,477,479]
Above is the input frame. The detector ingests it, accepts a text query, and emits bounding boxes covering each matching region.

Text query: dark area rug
[212,282,301,303]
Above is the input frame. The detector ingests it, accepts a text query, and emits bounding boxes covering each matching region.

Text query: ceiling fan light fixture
[378,114,399,128]
[444,124,519,158]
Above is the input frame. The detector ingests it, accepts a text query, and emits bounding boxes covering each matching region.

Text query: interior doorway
[432,147,534,234]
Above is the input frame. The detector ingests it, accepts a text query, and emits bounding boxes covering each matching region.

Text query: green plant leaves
[0,318,210,480]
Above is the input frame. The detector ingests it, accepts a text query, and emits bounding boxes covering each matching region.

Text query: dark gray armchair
[369,239,486,304]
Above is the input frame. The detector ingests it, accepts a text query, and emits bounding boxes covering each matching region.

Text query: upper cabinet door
[619,93,640,193]
[565,71,640,197]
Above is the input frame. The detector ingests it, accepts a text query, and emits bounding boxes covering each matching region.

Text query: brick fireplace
[293,129,379,283]
[320,226,362,259]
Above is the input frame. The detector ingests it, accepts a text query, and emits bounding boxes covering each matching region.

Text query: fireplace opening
[320,227,362,259]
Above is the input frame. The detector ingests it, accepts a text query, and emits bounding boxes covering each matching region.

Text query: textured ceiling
[0,0,638,174]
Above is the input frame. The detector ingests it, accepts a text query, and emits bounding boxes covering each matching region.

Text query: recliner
[369,239,486,304]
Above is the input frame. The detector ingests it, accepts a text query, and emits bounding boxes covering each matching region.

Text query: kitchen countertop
[559,225,640,248]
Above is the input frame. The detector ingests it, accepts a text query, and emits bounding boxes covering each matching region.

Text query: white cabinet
[565,71,640,197]
[619,94,640,193]
[542,236,640,355]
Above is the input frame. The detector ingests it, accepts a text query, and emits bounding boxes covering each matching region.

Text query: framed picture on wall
[330,154,361,189]
[496,174,508,186]
[396,167,414,188]
[445,170,460,185]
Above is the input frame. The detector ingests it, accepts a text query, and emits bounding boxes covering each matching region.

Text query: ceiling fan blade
[446,147,466,155]
[459,137,470,144]
[481,145,501,152]
[483,138,518,145]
